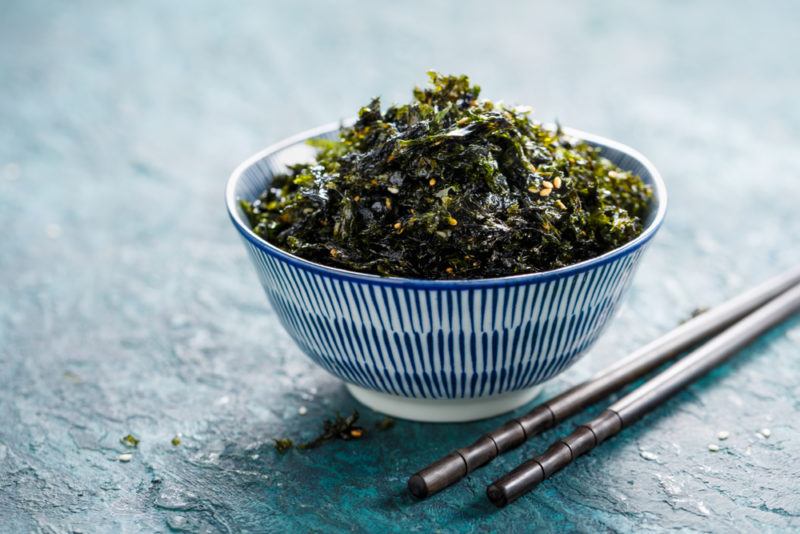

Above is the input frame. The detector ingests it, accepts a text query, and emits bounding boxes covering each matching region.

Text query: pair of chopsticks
[408,265,800,507]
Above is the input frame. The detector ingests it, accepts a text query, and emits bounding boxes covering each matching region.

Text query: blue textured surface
[2,1,799,532]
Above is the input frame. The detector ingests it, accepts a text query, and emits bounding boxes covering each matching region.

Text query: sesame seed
[553,177,562,189]
[387,186,399,194]
[542,180,554,189]
[639,451,657,461]
[539,188,552,197]
[708,443,720,452]
[758,428,771,438]
[118,453,133,462]
[457,117,469,126]
[555,200,567,210]
[393,222,402,230]
[445,267,454,274]
[717,431,730,440]
[329,248,339,257]
[528,187,539,194]
[298,406,308,415]
[429,178,437,187]
[350,429,363,438]
[447,217,458,226]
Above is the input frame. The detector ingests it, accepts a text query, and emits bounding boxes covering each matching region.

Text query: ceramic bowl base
[346,383,543,422]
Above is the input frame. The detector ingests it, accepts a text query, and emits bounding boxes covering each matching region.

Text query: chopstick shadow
[177,318,796,523]
[470,320,800,504]
[375,483,499,521]
[385,320,799,512]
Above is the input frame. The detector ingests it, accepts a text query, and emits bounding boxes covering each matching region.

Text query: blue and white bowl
[226,123,666,422]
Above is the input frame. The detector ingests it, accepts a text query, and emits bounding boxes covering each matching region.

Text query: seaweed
[297,411,363,450]
[272,411,366,453]
[273,438,294,454]
[120,434,140,448]
[242,72,652,279]
[375,417,395,431]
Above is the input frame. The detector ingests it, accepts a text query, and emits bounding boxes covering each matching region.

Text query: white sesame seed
[697,501,710,515]
[708,444,720,452]
[298,406,308,416]
[717,431,730,441]
[118,453,133,462]
[639,450,657,461]
[758,428,771,438]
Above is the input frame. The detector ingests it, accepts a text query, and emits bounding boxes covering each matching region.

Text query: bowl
[226,123,666,422]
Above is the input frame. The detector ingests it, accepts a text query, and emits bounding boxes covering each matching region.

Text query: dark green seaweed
[242,72,652,279]
[272,410,365,453]
[298,410,363,450]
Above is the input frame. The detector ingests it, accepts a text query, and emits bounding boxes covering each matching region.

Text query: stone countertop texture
[2,1,799,532]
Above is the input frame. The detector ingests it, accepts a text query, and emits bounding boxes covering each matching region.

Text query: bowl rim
[226,122,667,288]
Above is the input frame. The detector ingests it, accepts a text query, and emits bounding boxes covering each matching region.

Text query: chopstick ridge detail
[487,283,800,507]
[408,265,800,499]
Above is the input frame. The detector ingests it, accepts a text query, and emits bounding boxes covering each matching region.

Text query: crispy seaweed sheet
[242,73,652,280]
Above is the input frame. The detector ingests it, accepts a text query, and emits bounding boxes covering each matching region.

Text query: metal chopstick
[486,282,800,507]
[408,265,800,499]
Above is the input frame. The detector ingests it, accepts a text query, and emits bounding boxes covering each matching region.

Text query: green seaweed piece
[273,438,294,454]
[375,417,395,431]
[120,434,140,448]
[298,411,363,450]
[271,411,364,453]
[242,72,652,279]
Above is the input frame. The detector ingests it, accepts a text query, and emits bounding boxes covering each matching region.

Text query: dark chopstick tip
[407,474,428,499]
[486,484,507,508]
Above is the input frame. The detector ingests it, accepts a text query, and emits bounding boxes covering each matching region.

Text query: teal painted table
[2,1,799,532]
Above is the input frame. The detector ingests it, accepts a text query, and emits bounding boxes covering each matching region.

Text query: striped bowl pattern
[227,124,666,400]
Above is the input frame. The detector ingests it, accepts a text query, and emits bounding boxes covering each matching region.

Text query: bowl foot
[345,384,542,423]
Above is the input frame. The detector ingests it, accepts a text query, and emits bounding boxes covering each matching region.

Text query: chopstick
[487,282,800,507]
[407,265,800,499]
